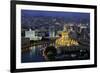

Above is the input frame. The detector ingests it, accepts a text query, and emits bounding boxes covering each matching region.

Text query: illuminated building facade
[55,25,79,47]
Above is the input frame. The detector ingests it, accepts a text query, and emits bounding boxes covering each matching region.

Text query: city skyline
[21,9,90,63]
[21,10,90,30]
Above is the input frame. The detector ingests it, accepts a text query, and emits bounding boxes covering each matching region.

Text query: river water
[21,44,90,63]
[21,45,47,63]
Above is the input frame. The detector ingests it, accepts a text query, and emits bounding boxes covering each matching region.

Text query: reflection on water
[21,43,90,63]
[21,45,47,63]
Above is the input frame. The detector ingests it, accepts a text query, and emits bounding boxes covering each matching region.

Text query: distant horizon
[21,10,90,30]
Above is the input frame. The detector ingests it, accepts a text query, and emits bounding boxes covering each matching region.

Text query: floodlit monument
[55,25,79,47]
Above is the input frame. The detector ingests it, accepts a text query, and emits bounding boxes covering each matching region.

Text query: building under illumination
[25,29,42,40]
[55,25,79,47]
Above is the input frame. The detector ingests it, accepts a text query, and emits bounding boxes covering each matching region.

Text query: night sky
[21,10,90,29]
[21,10,90,18]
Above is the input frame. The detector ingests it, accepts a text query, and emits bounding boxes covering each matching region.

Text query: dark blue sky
[21,10,90,30]
[21,9,90,20]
